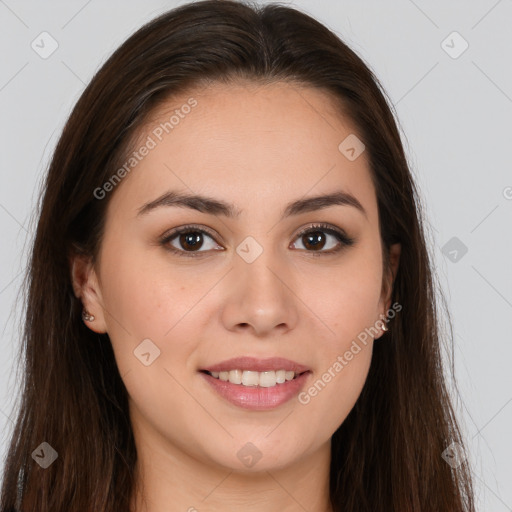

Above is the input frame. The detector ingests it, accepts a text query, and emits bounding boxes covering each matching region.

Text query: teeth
[229,369,242,384]
[242,370,260,386]
[285,370,294,381]
[207,369,302,387]
[259,371,277,388]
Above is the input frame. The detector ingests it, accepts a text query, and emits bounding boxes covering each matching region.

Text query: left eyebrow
[136,189,367,220]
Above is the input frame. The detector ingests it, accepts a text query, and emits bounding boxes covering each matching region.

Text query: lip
[199,370,311,410]
[200,356,310,373]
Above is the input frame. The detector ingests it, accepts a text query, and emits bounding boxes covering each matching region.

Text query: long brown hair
[0,1,475,510]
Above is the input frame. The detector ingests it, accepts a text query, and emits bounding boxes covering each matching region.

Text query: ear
[381,242,401,311]
[69,253,108,333]
[376,242,401,337]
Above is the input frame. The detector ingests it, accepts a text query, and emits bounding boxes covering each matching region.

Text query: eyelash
[159,222,356,258]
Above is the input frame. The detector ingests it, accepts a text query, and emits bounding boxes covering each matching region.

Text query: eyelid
[293,222,350,240]
[160,223,222,244]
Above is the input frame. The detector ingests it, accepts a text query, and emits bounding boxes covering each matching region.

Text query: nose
[220,249,299,338]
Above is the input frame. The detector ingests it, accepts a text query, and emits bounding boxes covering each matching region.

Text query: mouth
[198,357,312,410]
[199,369,310,388]
[199,356,311,388]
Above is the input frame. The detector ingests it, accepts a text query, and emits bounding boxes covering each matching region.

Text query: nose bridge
[233,237,289,301]
[221,237,299,334]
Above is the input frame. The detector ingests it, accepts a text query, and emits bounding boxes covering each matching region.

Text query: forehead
[106,80,378,225]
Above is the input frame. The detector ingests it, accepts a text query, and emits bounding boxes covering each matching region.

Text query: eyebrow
[137,189,367,220]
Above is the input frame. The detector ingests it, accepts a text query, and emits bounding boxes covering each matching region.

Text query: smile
[202,369,305,387]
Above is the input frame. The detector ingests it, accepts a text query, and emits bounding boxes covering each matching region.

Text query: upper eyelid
[162,222,347,241]
[163,224,220,242]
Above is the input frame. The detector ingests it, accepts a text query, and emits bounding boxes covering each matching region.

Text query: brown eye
[161,225,224,257]
[291,223,355,254]
[301,230,327,251]
[177,231,204,251]
[160,223,355,259]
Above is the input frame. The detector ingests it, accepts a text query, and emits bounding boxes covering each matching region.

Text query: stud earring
[378,313,389,333]
[82,309,95,322]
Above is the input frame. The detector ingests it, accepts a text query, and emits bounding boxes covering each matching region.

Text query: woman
[0,1,475,510]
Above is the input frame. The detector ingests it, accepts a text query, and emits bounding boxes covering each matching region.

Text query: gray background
[1,1,511,510]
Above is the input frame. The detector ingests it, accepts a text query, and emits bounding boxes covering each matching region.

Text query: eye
[159,222,355,258]
[290,223,355,255]
[160,224,223,257]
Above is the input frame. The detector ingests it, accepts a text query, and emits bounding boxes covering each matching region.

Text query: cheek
[305,249,383,343]
[279,247,381,430]
[98,238,209,376]
[297,273,378,435]
[100,254,161,333]
[298,343,373,443]
[99,232,181,331]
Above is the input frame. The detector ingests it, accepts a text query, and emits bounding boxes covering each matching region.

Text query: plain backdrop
[1,1,511,510]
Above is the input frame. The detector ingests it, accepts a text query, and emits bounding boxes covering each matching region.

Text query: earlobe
[69,254,108,333]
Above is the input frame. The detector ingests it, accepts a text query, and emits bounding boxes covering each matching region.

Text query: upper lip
[200,356,310,374]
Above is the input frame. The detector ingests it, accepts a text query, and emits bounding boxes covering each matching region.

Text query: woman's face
[75,81,399,474]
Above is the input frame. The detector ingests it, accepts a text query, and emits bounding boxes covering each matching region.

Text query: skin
[71,80,400,512]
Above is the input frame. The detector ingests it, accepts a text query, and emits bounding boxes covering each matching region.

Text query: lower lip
[199,371,311,410]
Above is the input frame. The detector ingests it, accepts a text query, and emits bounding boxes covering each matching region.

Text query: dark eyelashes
[159,222,356,258]
[295,224,355,250]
